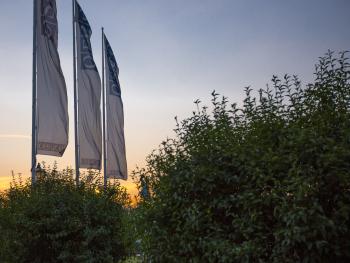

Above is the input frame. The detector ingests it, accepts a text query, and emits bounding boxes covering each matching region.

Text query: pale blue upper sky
[0,0,349,184]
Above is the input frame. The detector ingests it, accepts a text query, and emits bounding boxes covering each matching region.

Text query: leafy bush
[0,165,133,263]
[134,51,350,262]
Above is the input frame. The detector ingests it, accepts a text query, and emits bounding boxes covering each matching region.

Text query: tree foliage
[0,165,133,263]
[134,51,350,262]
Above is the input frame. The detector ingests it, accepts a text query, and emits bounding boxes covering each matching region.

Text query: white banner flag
[75,2,102,169]
[104,35,127,180]
[36,0,68,156]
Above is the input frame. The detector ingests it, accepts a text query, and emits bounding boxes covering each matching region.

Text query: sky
[0,0,349,194]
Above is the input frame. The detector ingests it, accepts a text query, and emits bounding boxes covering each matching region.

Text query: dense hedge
[0,165,133,263]
[134,51,350,262]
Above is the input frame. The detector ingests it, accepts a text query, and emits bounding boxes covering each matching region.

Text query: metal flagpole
[72,0,80,185]
[102,28,107,189]
[31,0,38,185]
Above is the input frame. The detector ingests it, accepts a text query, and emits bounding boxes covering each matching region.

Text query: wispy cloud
[0,134,30,139]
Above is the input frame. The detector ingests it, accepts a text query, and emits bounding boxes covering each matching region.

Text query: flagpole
[72,0,80,185]
[102,28,107,189]
[31,0,38,185]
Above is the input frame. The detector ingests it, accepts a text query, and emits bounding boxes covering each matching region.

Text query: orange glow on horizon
[0,174,139,201]
[0,176,13,191]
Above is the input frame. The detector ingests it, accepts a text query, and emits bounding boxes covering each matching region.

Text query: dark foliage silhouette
[134,51,350,262]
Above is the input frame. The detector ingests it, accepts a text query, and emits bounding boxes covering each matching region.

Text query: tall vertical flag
[32,0,69,182]
[74,1,102,171]
[102,33,128,180]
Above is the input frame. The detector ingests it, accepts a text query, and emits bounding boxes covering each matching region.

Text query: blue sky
[0,0,349,188]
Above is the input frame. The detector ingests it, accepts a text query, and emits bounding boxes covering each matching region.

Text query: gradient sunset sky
[0,0,349,193]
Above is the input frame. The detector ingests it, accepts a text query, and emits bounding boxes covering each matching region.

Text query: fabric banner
[36,0,69,156]
[75,2,102,169]
[104,35,127,180]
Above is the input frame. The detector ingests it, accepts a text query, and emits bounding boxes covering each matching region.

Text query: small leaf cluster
[133,51,350,262]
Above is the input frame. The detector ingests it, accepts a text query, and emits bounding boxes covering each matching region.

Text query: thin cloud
[0,134,30,139]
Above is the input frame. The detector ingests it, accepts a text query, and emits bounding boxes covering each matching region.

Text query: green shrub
[134,51,350,262]
[0,165,133,263]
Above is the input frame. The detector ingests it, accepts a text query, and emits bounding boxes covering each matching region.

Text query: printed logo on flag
[105,37,121,96]
[37,0,69,158]
[41,0,58,46]
[76,2,97,71]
